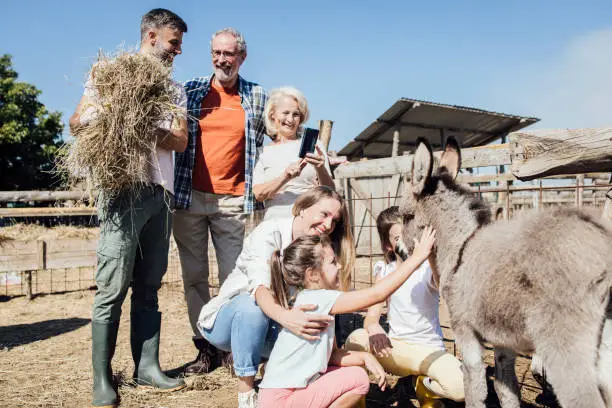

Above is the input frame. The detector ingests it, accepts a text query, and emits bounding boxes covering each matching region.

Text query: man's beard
[214,63,235,81]
[152,44,173,66]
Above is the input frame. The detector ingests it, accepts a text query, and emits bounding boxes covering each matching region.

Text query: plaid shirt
[174,75,268,212]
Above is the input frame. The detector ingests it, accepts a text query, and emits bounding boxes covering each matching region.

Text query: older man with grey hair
[173,28,268,380]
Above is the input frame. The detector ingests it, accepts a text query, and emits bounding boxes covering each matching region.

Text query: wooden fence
[1,127,611,296]
[334,128,612,283]
[0,216,264,299]
[0,237,183,299]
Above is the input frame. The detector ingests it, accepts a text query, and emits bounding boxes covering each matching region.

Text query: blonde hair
[264,87,310,139]
[292,186,355,291]
[270,235,330,308]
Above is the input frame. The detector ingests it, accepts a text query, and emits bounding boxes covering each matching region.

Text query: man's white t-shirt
[374,260,445,350]
[259,289,341,389]
[253,139,331,219]
[82,73,186,195]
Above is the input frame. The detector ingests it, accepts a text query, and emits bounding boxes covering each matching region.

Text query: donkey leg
[598,302,612,407]
[456,328,487,408]
[493,348,520,408]
[541,344,605,408]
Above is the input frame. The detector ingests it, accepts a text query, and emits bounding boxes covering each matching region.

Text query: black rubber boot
[91,321,119,408]
[184,337,221,376]
[130,310,185,391]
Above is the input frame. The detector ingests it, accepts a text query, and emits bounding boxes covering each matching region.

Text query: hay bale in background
[0,224,100,241]
[58,51,183,197]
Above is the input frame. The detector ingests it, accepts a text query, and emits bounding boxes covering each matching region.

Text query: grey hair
[140,8,188,41]
[211,28,247,54]
[264,87,310,138]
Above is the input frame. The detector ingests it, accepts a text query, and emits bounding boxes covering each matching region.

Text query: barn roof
[338,98,539,160]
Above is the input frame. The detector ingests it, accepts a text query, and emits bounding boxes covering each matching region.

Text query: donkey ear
[439,137,461,180]
[411,138,433,195]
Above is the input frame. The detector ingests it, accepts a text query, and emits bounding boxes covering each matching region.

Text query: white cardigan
[197,216,294,331]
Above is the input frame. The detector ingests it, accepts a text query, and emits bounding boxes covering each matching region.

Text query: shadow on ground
[365,371,557,408]
[0,317,90,349]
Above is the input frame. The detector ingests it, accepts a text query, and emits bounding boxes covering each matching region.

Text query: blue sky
[2,0,611,152]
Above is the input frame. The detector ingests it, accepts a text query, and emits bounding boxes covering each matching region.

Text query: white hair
[210,28,247,54]
[264,87,310,139]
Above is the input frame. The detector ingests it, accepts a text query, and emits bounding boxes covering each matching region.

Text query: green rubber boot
[91,321,119,408]
[131,311,185,391]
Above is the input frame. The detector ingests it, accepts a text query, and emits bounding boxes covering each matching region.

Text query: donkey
[399,138,612,408]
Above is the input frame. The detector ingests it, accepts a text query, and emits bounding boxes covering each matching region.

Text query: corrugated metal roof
[338,98,539,160]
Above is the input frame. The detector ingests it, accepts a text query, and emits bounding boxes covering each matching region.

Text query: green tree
[0,54,64,190]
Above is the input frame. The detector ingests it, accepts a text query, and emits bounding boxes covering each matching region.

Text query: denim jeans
[201,293,278,377]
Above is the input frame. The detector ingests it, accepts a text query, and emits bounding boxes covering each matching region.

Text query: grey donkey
[399,137,612,408]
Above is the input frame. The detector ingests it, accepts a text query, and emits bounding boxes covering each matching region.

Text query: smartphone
[298,128,319,158]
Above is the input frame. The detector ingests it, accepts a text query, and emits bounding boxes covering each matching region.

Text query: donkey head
[399,138,490,273]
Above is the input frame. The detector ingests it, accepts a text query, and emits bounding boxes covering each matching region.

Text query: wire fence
[1,181,610,300]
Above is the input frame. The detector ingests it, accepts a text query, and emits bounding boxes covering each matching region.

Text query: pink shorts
[259,365,370,408]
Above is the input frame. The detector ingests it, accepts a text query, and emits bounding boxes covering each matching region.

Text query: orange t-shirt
[192,81,246,195]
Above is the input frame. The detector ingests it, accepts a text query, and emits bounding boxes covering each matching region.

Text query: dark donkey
[399,138,612,408]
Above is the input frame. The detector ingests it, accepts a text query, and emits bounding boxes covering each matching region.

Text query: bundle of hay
[58,51,183,196]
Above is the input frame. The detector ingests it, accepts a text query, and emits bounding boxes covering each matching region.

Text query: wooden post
[25,240,47,300]
[576,174,584,208]
[25,271,33,300]
[498,178,507,206]
[538,179,543,209]
[343,178,354,232]
[389,130,401,205]
[392,130,400,157]
[369,193,373,286]
[603,174,612,222]
[505,182,511,220]
[318,120,334,152]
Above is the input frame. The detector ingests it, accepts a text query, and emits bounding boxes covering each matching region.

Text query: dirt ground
[0,280,558,408]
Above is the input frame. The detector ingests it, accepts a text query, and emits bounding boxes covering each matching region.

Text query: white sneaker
[238,389,258,408]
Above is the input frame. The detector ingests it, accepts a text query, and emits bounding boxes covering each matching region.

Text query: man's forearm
[156,127,187,152]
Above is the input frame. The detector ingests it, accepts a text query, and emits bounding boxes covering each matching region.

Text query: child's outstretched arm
[363,275,393,357]
[330,226,436,315]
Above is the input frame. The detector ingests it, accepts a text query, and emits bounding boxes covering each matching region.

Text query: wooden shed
[336,98,539,256]
[338,98,539,160]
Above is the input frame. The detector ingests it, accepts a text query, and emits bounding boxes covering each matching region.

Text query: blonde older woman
[253,87,334,219]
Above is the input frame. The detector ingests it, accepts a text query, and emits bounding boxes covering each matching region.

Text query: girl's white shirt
[197,216,294,331]
[375,260,445,350]
[258,288,341,389]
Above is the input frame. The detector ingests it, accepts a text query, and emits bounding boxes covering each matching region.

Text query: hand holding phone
[298,128,319,158]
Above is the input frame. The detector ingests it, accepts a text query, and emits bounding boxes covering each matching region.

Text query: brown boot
[414,375,445,408]
[184,338,220,376]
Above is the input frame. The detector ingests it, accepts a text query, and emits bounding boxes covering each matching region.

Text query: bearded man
[70,8,189,408]
[172,28,268,376]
